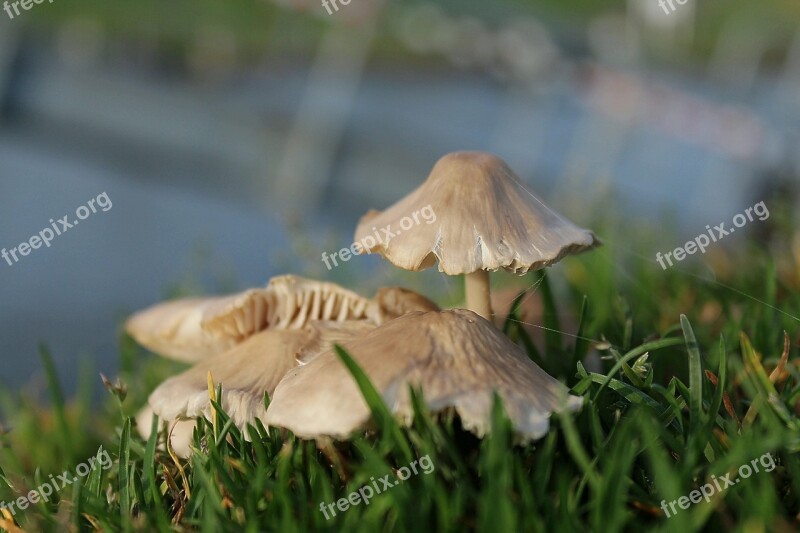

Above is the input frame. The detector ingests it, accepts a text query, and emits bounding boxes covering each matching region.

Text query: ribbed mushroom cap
[353,151,598,275]
[263,275,374,329]
[147,321,376,431]
[126,275,429,362]
[265,309,582,441]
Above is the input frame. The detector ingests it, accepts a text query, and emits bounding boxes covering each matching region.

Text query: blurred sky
[1,0,799,391]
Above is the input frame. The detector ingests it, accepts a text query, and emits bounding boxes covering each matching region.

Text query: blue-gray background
[1,0,798,392]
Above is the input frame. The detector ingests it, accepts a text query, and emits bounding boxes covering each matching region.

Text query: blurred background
[1,0,799,393]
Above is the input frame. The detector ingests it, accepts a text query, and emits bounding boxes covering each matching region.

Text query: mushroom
[354,151,599,318]
[126,275,438,362]
[149,287,438,436]
[125,288,271,363]
[260,275,375,329]
[148,328,313,429]
[265,309,582,441]
[135,404,196,459]
[147,321,375,433]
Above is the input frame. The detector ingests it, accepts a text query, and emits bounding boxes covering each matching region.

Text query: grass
[1,222,799,532]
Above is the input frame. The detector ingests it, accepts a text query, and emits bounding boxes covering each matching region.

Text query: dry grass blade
[207,371,218,438]
[0,509,25,533]
[319,440,348,482]
[741,332,792,429]
[768,331,791,386]
[704,369,740,427]
[167,424,192,500]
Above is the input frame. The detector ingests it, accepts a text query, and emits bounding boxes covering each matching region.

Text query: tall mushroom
[354,151,599,318]
[265,309,582,441]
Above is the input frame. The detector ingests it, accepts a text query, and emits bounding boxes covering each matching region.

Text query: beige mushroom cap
[148,328,312,428]
[125,289,270,363]
[147,321,376,431]
[354,151,598,276]
[265,308,582,441]
[125,275,428,362]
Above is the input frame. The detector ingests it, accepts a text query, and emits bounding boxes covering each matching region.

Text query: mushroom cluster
[128,275,438,454]
[127,151,599,455]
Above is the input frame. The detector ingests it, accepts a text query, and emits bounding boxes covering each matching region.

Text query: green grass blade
[557,410,601,491]
[705,335,727,433]
[143,415,171,529]
[477,394,516,533]
[334,345,413,463]
[119,417,132,530]
[680,315,703,432]
[538,271,563,354]
[572,295,590,366]
[502,290,529,335]
[38,345,73,461]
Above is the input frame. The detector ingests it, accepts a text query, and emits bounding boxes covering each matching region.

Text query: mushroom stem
[465,270,492,319]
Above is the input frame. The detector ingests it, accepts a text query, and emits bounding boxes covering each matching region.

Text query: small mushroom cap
[125,275,389,362]
[354,151,598,275]
[367,287,440,324]
[125,289,271,363]
[135,405,196,459]
[265,308,582,441]
[147,328,314,428]
[147,321,375,431]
